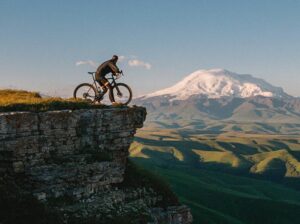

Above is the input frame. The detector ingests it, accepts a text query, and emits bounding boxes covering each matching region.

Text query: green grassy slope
[131,128,300,178]
[132,160,300,224]
[130,128,300,223]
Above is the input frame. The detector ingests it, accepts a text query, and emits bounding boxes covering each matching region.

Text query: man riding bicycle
[95,55,121,104]
[73,55,132,105]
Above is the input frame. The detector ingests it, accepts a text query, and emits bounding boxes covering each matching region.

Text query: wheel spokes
[83,91,94,99]
[75,85,96,102]
[114,86,130,104]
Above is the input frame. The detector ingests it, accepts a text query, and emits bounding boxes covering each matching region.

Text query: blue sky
[0,0,300,96]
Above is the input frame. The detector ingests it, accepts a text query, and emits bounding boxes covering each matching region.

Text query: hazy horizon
[1,0,300,97]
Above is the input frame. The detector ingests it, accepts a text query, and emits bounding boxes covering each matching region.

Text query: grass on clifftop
[0,89,114,112]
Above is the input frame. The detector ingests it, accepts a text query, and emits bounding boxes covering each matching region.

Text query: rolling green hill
[130,163,300,224]
[131,128,300,178]
[130,127,300,223]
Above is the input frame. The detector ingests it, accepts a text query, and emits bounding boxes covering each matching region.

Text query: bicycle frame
[79,71,131,104]
[89,73,121,93]
[107,74,123,95]
[106,75,118,88]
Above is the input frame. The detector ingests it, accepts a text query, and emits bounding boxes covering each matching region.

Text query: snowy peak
[143,69,290,100]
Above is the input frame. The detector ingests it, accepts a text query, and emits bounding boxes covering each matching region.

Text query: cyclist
[95,55,121,104]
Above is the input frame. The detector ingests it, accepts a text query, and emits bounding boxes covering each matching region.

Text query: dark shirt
[95,59,120,80]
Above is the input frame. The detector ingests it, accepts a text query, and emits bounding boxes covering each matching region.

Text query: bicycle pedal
[95,95,103,101]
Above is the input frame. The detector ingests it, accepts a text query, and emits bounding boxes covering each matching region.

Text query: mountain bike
[73,71,132,105]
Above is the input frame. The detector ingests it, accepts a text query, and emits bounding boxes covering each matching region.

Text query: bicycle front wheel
[112,83,132,105]
[73,83,97,103]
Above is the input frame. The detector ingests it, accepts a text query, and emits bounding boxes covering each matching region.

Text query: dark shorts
[96,76,109,86]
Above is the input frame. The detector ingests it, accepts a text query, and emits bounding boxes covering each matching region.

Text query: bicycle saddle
[88,72,95,75]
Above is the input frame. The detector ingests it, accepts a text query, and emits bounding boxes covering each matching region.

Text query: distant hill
[135,95,300,123]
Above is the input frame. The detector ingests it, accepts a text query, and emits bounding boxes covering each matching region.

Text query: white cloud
[128,59,151,70]
[75,60,98,67]
[76,56,152,70]
[118,55,125,62]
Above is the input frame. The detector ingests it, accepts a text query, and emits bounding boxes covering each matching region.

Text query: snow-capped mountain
[134,69,300,127]
[141,69,290,100]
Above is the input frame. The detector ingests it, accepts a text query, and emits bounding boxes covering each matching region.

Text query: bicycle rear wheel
[112,83,132,105]
[73,83,97,103]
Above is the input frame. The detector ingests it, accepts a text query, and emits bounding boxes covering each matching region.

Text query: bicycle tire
[73,83,97,103]
[112,83,133,105]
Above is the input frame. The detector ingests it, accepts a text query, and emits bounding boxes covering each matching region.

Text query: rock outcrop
[0,107,192,223]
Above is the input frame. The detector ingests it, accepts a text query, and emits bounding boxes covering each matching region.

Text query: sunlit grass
[0,89,42,103]
[192,150,244,168]
[0,89,107,112]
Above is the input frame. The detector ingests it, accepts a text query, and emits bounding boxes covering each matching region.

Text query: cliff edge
[0,106,192,223]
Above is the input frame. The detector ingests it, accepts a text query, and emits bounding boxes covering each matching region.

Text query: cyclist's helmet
[112,55,118,61]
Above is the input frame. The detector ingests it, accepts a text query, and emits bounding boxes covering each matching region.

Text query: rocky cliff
[0,106,192,224]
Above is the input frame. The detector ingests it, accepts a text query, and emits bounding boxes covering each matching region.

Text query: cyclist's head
[112,55,118,62]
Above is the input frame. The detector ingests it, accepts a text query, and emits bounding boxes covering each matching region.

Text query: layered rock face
[0,107,192,223]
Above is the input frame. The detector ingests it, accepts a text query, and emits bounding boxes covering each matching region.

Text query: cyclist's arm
[108,62,121,75]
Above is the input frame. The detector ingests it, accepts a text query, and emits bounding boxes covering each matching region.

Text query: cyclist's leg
[95,73,102,89]
[102,78,110,92]
[100,82,108,93]
[100,77,115,103]
[108,86,115,103]
[95,77,107,93]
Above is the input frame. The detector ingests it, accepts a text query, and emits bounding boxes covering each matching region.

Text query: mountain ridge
[134,69,300,130]
[139,69,292,100]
